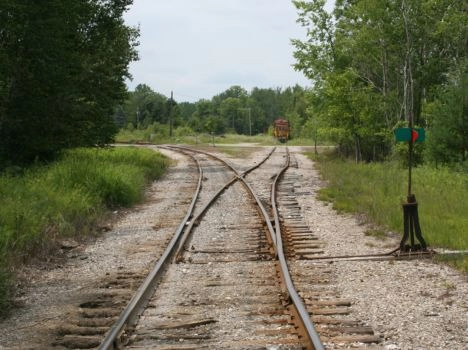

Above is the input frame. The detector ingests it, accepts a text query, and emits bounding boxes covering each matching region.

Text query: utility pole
[169,91,173,138]
[238,108,252,136]
[136,108,140,129]
[248,108,251,136]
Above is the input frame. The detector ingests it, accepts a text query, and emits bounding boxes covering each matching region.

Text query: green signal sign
[394,128,425,142]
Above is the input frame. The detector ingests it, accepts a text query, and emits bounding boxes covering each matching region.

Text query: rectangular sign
[394,128,425,142]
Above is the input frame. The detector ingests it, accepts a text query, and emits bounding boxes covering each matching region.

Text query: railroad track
[272,151,382,348]
[54,146,383,349]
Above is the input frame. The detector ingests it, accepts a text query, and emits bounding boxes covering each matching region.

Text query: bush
[310,154,468,252]
[0,147,169,317]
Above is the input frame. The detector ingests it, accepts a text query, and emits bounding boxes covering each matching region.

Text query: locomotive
[273,118,290,143]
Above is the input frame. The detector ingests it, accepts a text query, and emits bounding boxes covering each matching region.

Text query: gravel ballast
[0,145,465,350]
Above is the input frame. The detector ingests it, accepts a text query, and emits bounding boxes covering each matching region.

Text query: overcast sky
[123,1,313,103]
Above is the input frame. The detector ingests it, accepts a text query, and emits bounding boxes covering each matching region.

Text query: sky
[123,1,313,103]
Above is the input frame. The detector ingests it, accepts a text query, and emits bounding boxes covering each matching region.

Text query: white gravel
[291,148,467,350]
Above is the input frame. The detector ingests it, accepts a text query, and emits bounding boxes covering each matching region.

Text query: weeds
[364,229,388,240]
[435,254,468,273]
[0,147,169,317]
[307,152,468,271]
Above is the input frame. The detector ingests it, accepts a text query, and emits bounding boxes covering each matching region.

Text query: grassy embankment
[307,152,468,271]
[0,147,169,317]
[115,128,319,147]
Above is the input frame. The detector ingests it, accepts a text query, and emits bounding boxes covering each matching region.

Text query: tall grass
[309,154,468,254]
[0,147,169,316]
[115,127,295,146]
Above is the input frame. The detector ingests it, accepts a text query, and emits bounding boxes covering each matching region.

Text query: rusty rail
[98,148,203,350]
[270,148,324,350]
[173,146,324,349]
[99,145,276,349]
[99,145,324,349]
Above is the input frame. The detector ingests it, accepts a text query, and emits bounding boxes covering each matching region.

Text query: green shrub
[309,153,468,252]
[0,147,169,317]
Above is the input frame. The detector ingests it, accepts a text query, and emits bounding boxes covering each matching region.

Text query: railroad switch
[399,194,427,252]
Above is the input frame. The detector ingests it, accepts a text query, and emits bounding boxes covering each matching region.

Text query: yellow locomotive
[273,118,290,143]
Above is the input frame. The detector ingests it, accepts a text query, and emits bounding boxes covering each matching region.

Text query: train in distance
[273,118,290,143]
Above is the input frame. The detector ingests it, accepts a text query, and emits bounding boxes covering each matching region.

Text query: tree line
[120,0,466,168]
[0,0,138,165]
[1,0,465,169]
[117,84,309,138]
[291,0,466,165]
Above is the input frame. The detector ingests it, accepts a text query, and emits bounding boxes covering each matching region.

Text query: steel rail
[271,148,325,350]
[166,145,278,258]
[169,146,323,349]
[98,148,203,350]
[173,146,323,349]
[175,146,279,251]
[99,145,277,348]
[166,145,275,177]
[174,174,240,262]
[100,145,323,349]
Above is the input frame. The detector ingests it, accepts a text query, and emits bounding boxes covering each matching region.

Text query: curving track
[54,145,383,350]
[95,146,324,349]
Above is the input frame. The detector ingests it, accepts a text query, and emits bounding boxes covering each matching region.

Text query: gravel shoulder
[291,148,467,350]
[0,147,196,349]
[0,145,466,350]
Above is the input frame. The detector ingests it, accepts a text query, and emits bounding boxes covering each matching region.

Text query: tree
[204,115,226,135]
[292,0,466,163]
[219,97,242,133]
[292,0,336,84]
[426,61,468,164]
[0,0,139,164]
[178,102,197,123]
[212,85,248,103]
[280,85,309,137]
[250,88,281,126]
[123,84,170,129]
[188,99,212,133]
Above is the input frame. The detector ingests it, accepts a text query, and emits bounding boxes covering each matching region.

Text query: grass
[307,152,467,272]
[0,147,169,317]
[115,127,304,146]
[211,145,262,159]
[364,228,388,240]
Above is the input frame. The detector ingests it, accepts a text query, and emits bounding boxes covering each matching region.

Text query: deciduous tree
[0,0,139,164]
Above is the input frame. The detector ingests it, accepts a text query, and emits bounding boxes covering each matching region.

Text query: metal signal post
[397,11,428,253]
[394,117,427,252]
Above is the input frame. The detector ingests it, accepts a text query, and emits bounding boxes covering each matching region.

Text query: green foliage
[435,254,468,273]
[425,60,468,165]
[47,148,168,207]
[220,97,242,133]
[0,147,168,317]
[212,85,248,104]
[120,84,174,130]
[293,0,466,166]
[310,153,468,253]
[0,0,139,164]
[391,141,425,167]
[173,126,196,138]
[116,122,178,143]
[118,84,310,141]
[292,0,336,82]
